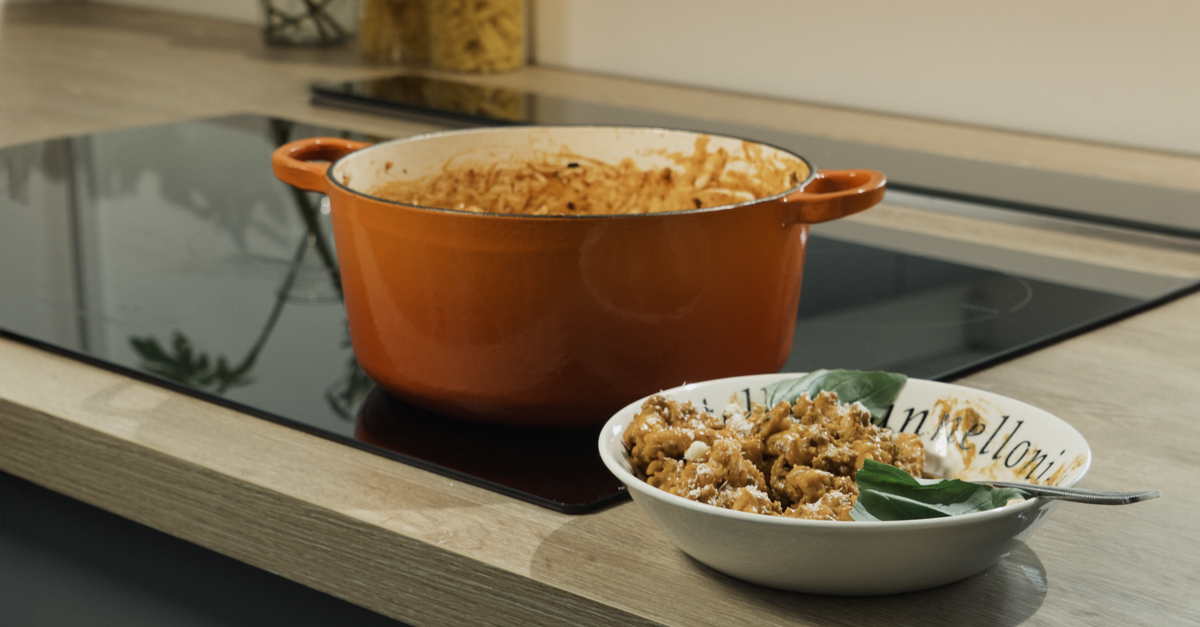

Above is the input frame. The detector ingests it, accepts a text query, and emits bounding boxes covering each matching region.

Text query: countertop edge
[0,339,653,627]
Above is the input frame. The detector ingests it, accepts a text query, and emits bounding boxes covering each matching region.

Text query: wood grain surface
[1,5,1198,626]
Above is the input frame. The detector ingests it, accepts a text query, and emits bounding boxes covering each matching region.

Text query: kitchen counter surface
[2,5,1199,626]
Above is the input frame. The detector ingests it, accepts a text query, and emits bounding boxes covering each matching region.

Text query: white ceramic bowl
[598,373,1091,595]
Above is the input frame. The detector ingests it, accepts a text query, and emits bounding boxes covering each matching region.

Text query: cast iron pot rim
[324,124,821,220]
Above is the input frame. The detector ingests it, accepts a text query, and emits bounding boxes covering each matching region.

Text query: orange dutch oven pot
[272,126,885,426]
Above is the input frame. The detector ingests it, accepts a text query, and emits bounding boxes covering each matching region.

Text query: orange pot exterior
[272,128,885,425]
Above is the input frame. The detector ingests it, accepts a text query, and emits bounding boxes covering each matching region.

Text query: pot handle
[271,137,373,193]
[781,169,886,224]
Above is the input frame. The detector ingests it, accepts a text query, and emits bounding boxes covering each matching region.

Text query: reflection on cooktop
[355,388,625,512]
[784,236,1149,377]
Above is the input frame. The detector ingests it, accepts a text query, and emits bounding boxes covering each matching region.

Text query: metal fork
[981,482,1161,505]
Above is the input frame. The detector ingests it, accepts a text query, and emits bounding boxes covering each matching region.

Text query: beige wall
[86,0,1200,156]
[533,0,1200,156]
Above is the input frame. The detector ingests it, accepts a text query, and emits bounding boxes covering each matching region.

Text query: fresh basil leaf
[850,459,1030,522]
[764,369,907,423]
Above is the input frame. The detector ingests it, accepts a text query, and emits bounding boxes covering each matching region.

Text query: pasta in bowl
[598,373,1091,595]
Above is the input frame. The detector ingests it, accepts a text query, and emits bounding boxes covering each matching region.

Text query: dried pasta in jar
[429,0,524,73]
[359,0,429,64]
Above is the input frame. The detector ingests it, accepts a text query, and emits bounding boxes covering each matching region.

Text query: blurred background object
[80,1,1198,153]
[261,0,357,46]
[359,0,430,64]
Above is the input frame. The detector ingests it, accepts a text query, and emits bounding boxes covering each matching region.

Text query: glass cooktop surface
[3,99,1197,513]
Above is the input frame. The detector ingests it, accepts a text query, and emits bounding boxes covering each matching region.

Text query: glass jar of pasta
[429,0,525,73]
[359,0,430,64]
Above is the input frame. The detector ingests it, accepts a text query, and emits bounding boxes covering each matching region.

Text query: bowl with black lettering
[598,373,1092,595]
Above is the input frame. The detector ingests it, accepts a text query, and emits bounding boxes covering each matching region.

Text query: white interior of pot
[330,126,811,204]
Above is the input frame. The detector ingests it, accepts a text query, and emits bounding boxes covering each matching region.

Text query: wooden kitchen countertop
[2,5,1198,626]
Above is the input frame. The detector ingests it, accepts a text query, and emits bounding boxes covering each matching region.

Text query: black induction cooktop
[3,100,1197,513]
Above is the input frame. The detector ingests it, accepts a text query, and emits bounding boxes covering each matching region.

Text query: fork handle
[983,482,1162,505]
